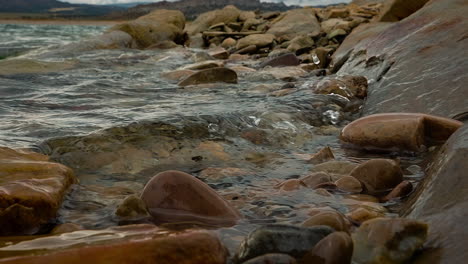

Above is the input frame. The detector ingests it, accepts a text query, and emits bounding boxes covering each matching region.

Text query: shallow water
[0,23,427,255]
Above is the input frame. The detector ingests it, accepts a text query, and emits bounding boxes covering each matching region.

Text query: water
[0,23,426,255]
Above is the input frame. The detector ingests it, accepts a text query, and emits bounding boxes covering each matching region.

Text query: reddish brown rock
[346,207,384,224]
[303,209,350,233]
[199,167,248,181]
[350,159,403,195]
[381,180,412,202]
[276,179,304,192]
[141,170,241,226]
[300,172,332,189]
[0,147,76,235]
[310,161,358,179]
[300,232,353,264]
[335,176,363,193]
[178,67,238,86]
[314,76,368,99]
[161,69,195,82]
[259,53,301,68]
[308,146,335,165]
[0,224,228,264]
[352,218,428,264]
[340,113,463,151]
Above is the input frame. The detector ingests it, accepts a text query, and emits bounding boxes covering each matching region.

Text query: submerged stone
[300,232,353,264]
[236,224,334,263]
[140,170,241,226]
[267,9,321,41]
[303,209,350,233]
[178,67,238,86]
[308,146,335,165]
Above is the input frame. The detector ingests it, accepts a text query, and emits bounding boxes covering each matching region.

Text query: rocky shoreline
[0,0,467,263]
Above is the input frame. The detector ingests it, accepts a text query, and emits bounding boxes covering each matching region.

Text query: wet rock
[221,37,237,49]
[242,253,297,264]
[311,47,333,69]
[403,125,468,264]
[300,232,353,264]
[115,195,149,219]
[340,113,463,151]
[352,218,428,264]
[236,34,275,50]
[332,0,467,118]
[303,209,350,233]
[50,223,84,235]
[308,146,335,165]
[379,0,430,22]
[58,30,134,53]
[146,40,179,49]
[236,224,334,263]
[267,9,321,41]
[346,207,384,224]
[335,176,363,193]
[236,45,258,55]
[181,60,224,71]
[269,88,296,97]
[0,225,228,264]
[260,66,307,80]
[0,59,75,75]
[327,28,347,40]
[260,53,300,68]
[230,65,257,74]
[381,180,412,202]
[350,159,403,195]
[178,67,238,86]
[110,9,185,48]
[209,48,229,60]
[310,161,358,179]
[0,147,76,235]
[314,75,367,99]
[301,172,332,189]
[186,5,241,35]
[161,69,195,82]
[140,170,241,226]
[276,179,304,191]
[199,167,249,181]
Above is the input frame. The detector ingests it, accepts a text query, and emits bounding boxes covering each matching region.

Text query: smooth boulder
[140,170,241,226]
[300,232,353,264]
[178,67,238,87]
[0,147,76,235]
[236,34,275,50]
[267,9,321,41]
[350,159,403,195]
[186,5,241,35]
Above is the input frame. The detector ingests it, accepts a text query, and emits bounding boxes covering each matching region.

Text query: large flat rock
[332,0,468,118]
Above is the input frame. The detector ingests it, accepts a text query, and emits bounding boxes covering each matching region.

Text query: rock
[236,224,334,263]
[350,159,403,195]
[161,69,195,82]
[335,176,363,193]
[310,161,358,178]
[186,5,241,35]
[340,113,463,152]
[381,180,412,202]
[229,54,250,61]
[181,60,224,71]
[221,37,237,48]
[303,209,350,233]
[178,67,238,87]
[300,232,353,264]
[230,65,257,74]
[146,40,179,49]
[260,53,301,68]
[0,225,228,264]
[287,36,315,54]
[402,125,468,264]
[324,8,350,19]
[115,195,149,219]
[379,0,430,22]
[188,33,205,48]
[0,147,76,235]
[239,11,256,22]
[57,30,134,53]
[242,18,264,31]
[110,9,185,48]
[346,207,384,224]
[236,45,258,55]
[0,59,75,76]
[321,19,351,34]
[332,0,468,118]
[209,48,229,60]
[242,253,296,264]
[259,66,308,80]
[276,179,304,191]
[327,28,347,40]
[50,223,84,235]
[310,47,334,69]
[308,146,335,165]
[236,34,276,50]
[267,9,321,41]
[140,170,241,226]
[352,218,428,264]
[301,172,333,189]
[199,167,248,181]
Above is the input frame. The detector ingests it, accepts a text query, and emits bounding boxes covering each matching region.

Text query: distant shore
[0,19,125,26]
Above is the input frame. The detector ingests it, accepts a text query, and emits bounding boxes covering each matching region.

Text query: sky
[62,0,351,6]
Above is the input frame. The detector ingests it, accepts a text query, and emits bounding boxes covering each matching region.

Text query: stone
[146,40,179,49]
[379,0,430,22]
[0,225,228,264]
[276,179,304,191]
[209,48,229,60]
[56,30,134,53]
[332,0,468,118]
[0,59,75,76]
[50,223,84,235]
[229,54,250,61]
[352,218,428,264]
[236,45,258,55]
[188,33,205,48]
[236,34,276,50]
[340,113,463,152]
[287,36,315,54]
[301,172,332,189]
[259,66,308,80]
[381,180,412,202]
[260,53,300,68]
[186,5,241,35]
[236,224,334,263]
[308,146,335,165]
[242,253,296,264]
[346,207,384,224]
[115,194,149,219]
[178,67,238,87]
[239,11,256,22]
[303,209,350,233]
[267,9,321,41]
[321,19,351,34]
[0,147,76,235]
[230,66,257,74]
[310,161,358,179]
[181,60,224,71]
[161,69,195,82]
[335,176,363,193]
[221,37,236,49]
[324,8,350,19]
[300,232,353,264]
[110,9,185,48]
[350,159,403,195]
[403,125,468,264]
[140,170,241,226]
[311,47,334,69]
[199,167,248,181]
[327,29,347,40]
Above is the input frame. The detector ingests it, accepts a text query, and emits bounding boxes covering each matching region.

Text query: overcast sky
[63,0,351,6]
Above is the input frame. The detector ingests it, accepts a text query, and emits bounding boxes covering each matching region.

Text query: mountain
[120,0,297,20]
[0,0,124,17]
